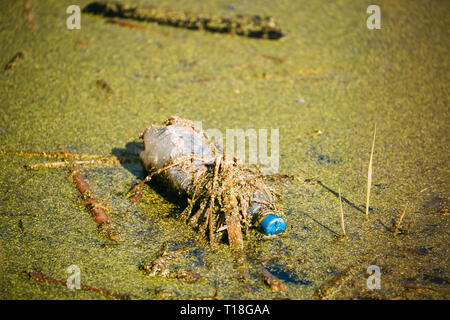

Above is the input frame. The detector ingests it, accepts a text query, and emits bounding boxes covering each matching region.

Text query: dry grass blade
[339,187,346,237]
[365,124,377,219]
[393,203,408,236]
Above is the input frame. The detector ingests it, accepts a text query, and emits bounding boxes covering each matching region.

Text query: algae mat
[0,0,449,299]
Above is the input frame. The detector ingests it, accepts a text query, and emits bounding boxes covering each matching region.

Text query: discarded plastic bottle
[139,116,286,239]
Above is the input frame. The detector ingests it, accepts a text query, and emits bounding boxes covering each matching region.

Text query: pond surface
[0,0,448,299]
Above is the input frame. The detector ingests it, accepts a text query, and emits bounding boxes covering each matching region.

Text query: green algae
[0,0,449,299]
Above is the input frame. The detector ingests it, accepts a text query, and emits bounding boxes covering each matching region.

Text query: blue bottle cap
[260,214,286,235]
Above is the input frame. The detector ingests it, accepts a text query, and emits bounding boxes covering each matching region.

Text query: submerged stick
[83,1,284,39]
[260,267,286,292]
[28,267,136,299]
[365,124,377,219]
[70,170,121,241]
[313,264,356,299]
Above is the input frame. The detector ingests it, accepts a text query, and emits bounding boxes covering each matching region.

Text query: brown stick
[70,170,120,241]
[28,268,136,300]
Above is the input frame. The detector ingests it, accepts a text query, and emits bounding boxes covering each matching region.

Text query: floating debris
[313,264,356,300]
[96,79,114,96]
[136,116,286,249]
[106,18,146,30]
[142,242,192,276]
[4,52,24,71]
[18,219,25,233]
[128,192,142,203]
[28,267,137,299]
[173,271,201,283]
[261,54,287,63]
[260,267,286,292]
[76,37,95,48]
[83,1,284,39]
[0,148,139,169]
[70,170,121,242]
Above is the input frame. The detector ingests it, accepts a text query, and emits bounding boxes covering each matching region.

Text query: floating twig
[28,267,136,299]
[0,148,139,170]
[4,52,24,71]
[70,170,121,241]
[0,149,76,159]
[365,124,377,219]
[96,79,114,97]
[26,160,107,170]
[83,1,284,39]
[0,148,138,161]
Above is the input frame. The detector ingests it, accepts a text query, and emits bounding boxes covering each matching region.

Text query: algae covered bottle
[139,117,286,246]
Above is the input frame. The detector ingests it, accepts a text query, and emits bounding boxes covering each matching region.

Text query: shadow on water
[111,141,145,178]
[296,209,338,236]
[265,261,313,286]
[315,181,371,215]
[111,141,187,208]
